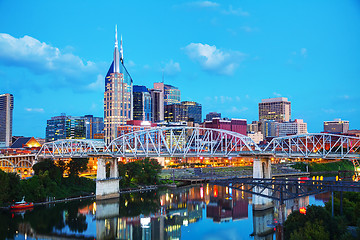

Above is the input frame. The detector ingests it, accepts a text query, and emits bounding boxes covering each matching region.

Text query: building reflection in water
[9,184,320,240]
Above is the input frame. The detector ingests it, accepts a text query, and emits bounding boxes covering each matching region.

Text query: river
[1,184,329,240]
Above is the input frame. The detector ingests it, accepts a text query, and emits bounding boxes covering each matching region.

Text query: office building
[104,26,133,144]
[154,82,181,105]
[150,89,164,122]
[46,114,86,142]
[133,85,152,121]
[164,104,188,122]
[206,112,221,121]
[247,121,259,133]
[181,101,202,124]
[204,118,247,135]
[259,119,279,138]
[278,119,307,137]
[324,119,349,133]
[259,97,291,122]
[0,93,14,147]
[84,115,104,139]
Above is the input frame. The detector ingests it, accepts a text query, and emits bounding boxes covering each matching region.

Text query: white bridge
[35,127,360,159]
[31,127,360,200]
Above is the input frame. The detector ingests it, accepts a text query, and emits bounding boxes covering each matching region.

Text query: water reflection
[1,185,329,240]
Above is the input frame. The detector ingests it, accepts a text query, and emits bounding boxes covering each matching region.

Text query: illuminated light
[316,176,319,181]
[226,187,228,194]
[183,219,188,226]
[200,187,204,199]
[336,175,339,181]
[299,207,306,215]
[214,186,218,197]
[320,176,323,181]
[140,217,151,228]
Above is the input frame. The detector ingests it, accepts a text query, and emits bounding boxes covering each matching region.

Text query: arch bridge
[32,127,360,200]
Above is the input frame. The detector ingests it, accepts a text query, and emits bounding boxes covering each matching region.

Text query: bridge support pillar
[253,156,272,179]
[253,156,273,211]
[96,157,120,200]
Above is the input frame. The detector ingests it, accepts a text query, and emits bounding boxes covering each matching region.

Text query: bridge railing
[107,127,261,157]
[36,139,106,159]
[263,133,360,159]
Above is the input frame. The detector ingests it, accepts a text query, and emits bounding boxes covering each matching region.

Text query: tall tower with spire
[104,25,133,144]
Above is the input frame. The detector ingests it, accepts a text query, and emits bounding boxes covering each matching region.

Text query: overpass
[32,127,360,199]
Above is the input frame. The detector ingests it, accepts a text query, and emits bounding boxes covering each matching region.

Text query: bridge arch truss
[107,127,261,158]
[264,133,360,159]
[36,139,106,159]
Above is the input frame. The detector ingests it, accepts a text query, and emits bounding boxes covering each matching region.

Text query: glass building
[0,93,14,147]
[45,114,86,142]
[133,85,152,121]
[84,115,104,139]
[104,26,133,144]
[153,82,181,106]
[164,104,188,122]
[150,89,164,123]
[181,101,202,124]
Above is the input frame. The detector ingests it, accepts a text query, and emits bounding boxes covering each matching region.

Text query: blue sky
[0,0,359,138]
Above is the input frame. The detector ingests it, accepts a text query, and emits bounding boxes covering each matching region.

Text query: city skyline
[0,0,359,137]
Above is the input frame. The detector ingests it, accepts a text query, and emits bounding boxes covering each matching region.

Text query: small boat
[10,197,34,211]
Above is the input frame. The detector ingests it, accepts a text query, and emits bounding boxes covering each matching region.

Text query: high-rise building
[104,26,133,144]
[205,112,221,121]
[84,115,104,139]
[324,119,349,133]
[278,119,307,137]
[133,85,152,121]
[154,82,181,105]
[164,104,188,122]
[259,119,279,138]
[181,101,202,124]
[0,93,14,147]
[259,97,291,122]
[150,89,164,123]
[45,114,86,142]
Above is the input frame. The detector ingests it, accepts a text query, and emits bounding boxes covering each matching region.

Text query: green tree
[290,221,329,240]
[67,158,88,178]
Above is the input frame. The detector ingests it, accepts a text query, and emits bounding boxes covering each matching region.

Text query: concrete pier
[96,157,120,200]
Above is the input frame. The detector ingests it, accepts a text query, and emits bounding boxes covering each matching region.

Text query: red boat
[10,197,34,211]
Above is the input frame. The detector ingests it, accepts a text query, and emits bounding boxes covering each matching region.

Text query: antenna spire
[120,35,123,63]
[115,25,118,48]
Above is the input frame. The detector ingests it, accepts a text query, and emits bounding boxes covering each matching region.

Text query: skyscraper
[133,85,152,121]
[181,101,202,124]
[150,89,164,123]
[259,97,291,122]
[0,93,14,147]
[164,104,188,122]
[153,82,181,105]
[84,115,104,139]
[104,26,133,144]
[45,114,86,142]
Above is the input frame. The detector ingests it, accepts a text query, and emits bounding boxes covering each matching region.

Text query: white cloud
[230,106,248,113]
[222,5,249,16]
[184,43,245,75]
[188,1,219,8]
[25,108,44,113]
[273,92,282,97]
[163,60,181,76]
[0,33,99,85]
[86,74,104,91]
[127,60,136,67]
[240,26,257,32]
[300,48,307,57]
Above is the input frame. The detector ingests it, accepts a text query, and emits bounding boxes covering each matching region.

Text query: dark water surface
[1,184,328,240]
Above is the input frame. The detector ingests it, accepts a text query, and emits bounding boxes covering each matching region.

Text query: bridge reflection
[7,184,324,240]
